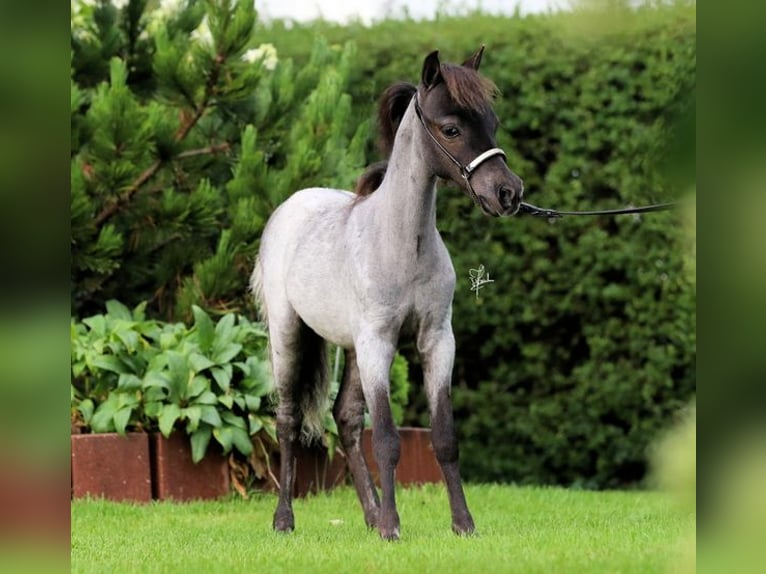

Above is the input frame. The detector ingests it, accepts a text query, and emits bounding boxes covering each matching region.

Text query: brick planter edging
[151,432,230,501]
[71,433,152,502]
[71,427,442,502]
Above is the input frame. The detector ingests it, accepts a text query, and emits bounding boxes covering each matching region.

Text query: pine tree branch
[94,159,162,228]
[176,142,231,159]
[174,54,224,141]
[94,54,226,228]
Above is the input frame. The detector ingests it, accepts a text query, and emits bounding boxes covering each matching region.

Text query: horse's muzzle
[497,180,524,216]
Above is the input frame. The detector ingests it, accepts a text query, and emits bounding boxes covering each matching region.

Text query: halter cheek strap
[413,95,506,203]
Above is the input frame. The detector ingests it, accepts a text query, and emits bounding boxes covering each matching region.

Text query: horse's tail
[250,254,329,443]
[250,255,267,324]
[296,332,329,443]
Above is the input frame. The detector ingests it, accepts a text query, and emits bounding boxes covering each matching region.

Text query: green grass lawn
[71,484,691,574]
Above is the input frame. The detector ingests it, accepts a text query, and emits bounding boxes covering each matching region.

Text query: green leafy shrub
[71,0,368,320]
[71,300,275,462]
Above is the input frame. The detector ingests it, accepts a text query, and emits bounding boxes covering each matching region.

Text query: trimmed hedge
[258,7,696,487]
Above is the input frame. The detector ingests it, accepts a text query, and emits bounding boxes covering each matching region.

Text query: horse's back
[259,187,352,252]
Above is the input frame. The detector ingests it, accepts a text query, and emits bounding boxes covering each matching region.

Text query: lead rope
[519,201,679,218]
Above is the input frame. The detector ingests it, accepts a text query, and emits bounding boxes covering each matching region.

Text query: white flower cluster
[72,0,278,73]
[191,15,214,46]
[242,43,278,71]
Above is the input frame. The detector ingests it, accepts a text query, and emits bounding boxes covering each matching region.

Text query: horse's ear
[421,50,442,89]
[462,45,485,70]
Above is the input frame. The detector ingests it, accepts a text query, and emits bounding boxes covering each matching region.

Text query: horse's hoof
[364,509,380,530]
[379,526,400,541]
[452,515,476,536]
[273,511,295,533]
[273,522,294,533]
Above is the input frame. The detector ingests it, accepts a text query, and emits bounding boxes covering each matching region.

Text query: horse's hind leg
[268,312,305,532]
[333,349,380,529]
[420,328,475,535]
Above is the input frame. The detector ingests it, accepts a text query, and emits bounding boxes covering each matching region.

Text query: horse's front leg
[420,327,475,535]
[355,335,400,541]
[333,349,380,529]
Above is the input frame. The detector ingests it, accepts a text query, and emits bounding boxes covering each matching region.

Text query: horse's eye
[441,125,461,139]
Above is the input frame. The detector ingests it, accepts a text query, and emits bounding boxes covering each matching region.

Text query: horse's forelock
[439,63,499,114]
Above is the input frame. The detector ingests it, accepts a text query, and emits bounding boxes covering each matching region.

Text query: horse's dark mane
[354,160,388,197]
[353,61,498,199]
[377,82,418,158]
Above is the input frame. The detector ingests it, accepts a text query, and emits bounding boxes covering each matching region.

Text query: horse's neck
[365,106,438,260]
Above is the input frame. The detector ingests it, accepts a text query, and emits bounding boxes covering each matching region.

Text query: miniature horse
[252,47,523,540]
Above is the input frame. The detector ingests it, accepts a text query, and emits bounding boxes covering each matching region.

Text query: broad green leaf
[325,433,338,461]
[194,390,217,405]
[113,407,133,435]
[119,354,145,375]
[248,414,263,435]
[187,375,209,398]
[190,427,212,463]
[143,371,170,389]
[183,405,202,433]
[90,400,118,432]
[117,373,142,391]
[200,405,222,427]
[213,426,233,453]
[244,394,261,412]
[212,342,242,365]
[192,305,215,353]
[146,353,168,373]
[231,426,253,456]
[166,350,189,381]
[189,352,215,373]
[218,395,233,409]
[77,398,95,423]
[221,411,247,429]
[323,415,338,435]
[165,352,191,400]
[213,313,236,346]
[83,314,106,337]
[263,418,277,442]
[106,299,133,320]
[117,392,140,409]
[114,327,140,353]
[210,365,231,392]
[144,401,162,418]
[159,331,178,350]
[159,403,182,437]
[92,355,129,374]
[241,360,274,394]
[131,301,148,322]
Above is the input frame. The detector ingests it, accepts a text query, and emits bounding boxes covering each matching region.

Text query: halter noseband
[413,94,506,203]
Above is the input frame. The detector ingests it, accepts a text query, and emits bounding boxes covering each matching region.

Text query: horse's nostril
[498,186,514,209]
